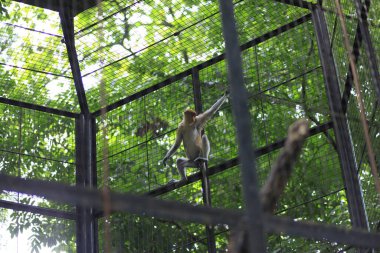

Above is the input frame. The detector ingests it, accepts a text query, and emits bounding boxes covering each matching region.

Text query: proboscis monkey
[163,94,228,182]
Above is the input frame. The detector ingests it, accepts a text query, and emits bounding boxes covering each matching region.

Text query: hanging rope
[334,0,380,201]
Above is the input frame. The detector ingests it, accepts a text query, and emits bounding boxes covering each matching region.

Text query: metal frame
[0,173,380,249]
[353,0,380,103]
[218,0,266,251]
[75,115,98,253]
[192,68,217,253]
[92,14,312,117]
[1,0,380,252]
[60,9,90,116]
[0,199,76,220]
[312,5,369,235]
[13,0,99,16]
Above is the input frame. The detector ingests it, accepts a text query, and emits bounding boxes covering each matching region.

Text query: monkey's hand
[162,156,168,166]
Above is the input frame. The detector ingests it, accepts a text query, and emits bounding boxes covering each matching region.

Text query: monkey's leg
[176,158,197,181]
[195,135,210,162]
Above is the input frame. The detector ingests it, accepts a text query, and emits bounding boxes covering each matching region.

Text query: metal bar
[89,116,99,253]
[75,115,86,253]
[0,199,76,220]
[0,174,380,249]
[147,121,333,197]
[312,6,369,230]
[92,14,311,118]
[75,0,143,36]
[75,115,98,253]
[0,97,79,118]
[353,0,380,104]
[200,163,216,253]
[0,62,72,78]
[192,68,203,114]
[0,21,63,38]
[60,10,90,115]
[273,0,315,10]
[341,24,362,114]
[218,0,266,252]
[192,68,216,253]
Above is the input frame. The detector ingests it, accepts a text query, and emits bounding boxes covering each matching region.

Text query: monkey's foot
[168,178,188,184]
[168,179,179,184]
[194,157,208,163]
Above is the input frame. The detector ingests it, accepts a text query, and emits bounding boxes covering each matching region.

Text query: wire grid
[75,0,309,111]
[0,210,76,252]
[155,181,210,252]
[266,234,351,252]
[0,103,75,212]
[0,104,76,180]
[323,0,359,94]
[96,78,193,191]
[209,132,346,219]
[208,131,348,251]
[98,212,207,253]
[324,0,380,232]
[367,1,380,67]
[211,228,352,252]
[0,2,81,111]
[346,93,380,232]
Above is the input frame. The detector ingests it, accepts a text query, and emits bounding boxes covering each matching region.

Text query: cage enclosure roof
[1,0,313,116]
[12,0,100,15]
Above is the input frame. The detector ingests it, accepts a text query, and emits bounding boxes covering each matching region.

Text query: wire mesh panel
[97,77,194,192]
[0,0,379,252]
[367,1,380,66]
[0,210,76,252]
[98,212,208,253]
[0,105,76,181]
[73,0,310,112]
[323,0,380,233]
[0,1,79,112]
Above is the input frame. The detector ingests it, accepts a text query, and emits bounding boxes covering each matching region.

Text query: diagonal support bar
[60,10,90,115]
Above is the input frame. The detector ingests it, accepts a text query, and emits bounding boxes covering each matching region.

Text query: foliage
[0,0,379,252]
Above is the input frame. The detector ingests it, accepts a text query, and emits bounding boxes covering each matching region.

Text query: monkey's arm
[196,94,227,127]
[163,127,183,166]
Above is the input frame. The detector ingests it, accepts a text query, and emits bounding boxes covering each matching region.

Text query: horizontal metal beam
[0,173,379,249]
[273,0,316,10]
[148,121,333,197]
[92,14,312,117]
[12,0,99,16]
[0,199,76,220]
[0,96,79,118]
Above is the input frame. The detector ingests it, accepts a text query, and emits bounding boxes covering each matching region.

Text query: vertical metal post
[192,68,216,253]
[312,5,369,231]
[218,1,267,252]
[76,115,98,253]
[353,0,380,103]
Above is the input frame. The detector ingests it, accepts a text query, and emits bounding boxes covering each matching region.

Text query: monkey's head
[183,109,196,124]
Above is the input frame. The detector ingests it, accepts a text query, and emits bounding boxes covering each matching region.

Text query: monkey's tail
[260,118,310,213]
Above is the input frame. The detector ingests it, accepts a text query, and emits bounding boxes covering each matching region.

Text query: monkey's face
[184,109,196,124]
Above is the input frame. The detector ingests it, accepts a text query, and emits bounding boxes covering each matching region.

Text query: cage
[0,0,379,252]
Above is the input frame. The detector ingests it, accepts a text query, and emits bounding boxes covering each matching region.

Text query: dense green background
[0,0,379,252]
